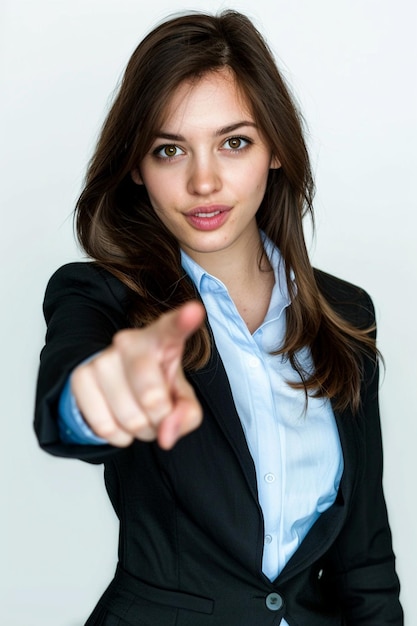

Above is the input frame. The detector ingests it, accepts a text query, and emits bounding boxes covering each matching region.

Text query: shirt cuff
[58,376,107,445]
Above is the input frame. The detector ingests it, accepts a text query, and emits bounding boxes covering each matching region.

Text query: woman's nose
[187,155,221,196]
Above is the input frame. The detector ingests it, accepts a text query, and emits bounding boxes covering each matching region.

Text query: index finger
[154,301,206,349]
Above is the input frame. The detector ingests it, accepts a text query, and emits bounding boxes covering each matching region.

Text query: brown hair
[76,10,377,412]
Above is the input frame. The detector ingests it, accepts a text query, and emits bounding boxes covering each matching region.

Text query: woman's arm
[34,262,204,460]
[35,262,128,461]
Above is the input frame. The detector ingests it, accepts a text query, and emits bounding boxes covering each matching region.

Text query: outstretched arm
[70,301,205,449]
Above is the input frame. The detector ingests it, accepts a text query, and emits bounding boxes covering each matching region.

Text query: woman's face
[133,69,279,267]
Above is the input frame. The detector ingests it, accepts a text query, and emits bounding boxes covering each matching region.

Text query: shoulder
[313,268,375,327]
[46,261,129,300]
[44,262,131,320]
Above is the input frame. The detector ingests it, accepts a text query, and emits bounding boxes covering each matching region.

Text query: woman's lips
[185,205,231,231]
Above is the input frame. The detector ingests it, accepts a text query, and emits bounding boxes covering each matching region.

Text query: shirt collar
[180,232,294,310]
[180,249,209,292]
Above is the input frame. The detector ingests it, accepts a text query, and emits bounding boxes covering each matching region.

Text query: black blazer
[34,262,403,626]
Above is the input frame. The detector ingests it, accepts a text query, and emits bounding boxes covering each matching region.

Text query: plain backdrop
[1,0,416,624]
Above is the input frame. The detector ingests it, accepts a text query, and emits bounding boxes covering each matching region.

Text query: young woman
[34,10,403,625]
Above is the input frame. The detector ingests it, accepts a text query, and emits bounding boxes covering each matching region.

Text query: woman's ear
[270,155,281,170]
[131,168,143,185]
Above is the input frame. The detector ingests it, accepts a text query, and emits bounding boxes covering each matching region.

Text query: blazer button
[265,592,283,611]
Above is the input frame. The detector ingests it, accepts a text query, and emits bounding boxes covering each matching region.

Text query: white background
[1,0,416,624]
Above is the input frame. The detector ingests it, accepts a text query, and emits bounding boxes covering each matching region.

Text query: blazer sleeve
[34,262,131,463]
[326,289,403,624]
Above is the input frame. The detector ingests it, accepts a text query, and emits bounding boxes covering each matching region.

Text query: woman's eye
[154,144,184,159]
[224,136,250,151]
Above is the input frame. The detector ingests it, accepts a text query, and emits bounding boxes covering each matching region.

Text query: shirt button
[264,473,275,483]
[248,356,260,368]
[265,534,272,545]
[265,592,283,611]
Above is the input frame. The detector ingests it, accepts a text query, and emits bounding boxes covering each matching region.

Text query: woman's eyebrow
[154,121,257,142]
[215,121,257,136]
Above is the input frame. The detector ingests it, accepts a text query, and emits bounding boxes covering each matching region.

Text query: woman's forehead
[156,69,254,134]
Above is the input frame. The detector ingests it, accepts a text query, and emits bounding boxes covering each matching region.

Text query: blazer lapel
[188,343,259,504]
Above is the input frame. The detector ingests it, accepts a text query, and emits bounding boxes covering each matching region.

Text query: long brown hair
[76,10,377,412]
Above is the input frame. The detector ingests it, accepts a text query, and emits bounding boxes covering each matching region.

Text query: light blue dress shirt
[58,235,344,608]
[181,238,343,588]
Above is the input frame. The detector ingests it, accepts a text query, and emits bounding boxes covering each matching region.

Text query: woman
[34,10,403,625]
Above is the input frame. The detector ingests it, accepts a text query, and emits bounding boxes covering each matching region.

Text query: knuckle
[121,412,147,433]
[71,363,95,393]
[140,387,169,412]
[134,424,157,442]
[129,355,150,379]
[89,354,111,377]
[113,328,141,353]
[93,420,120,440]
[114,437,134,448]
[92,418,134,448]
[107,431,134,448]
[73,353,111,384]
